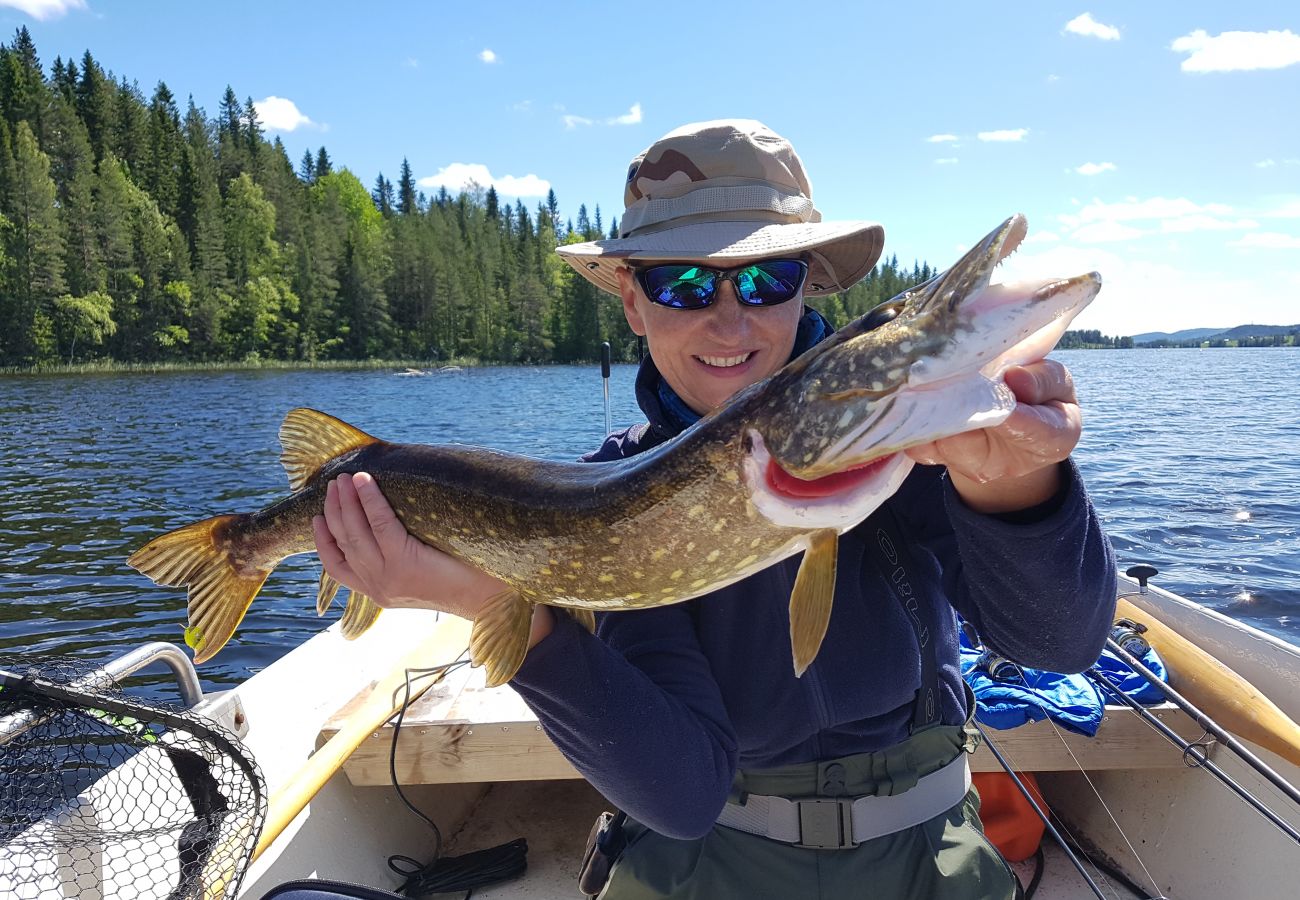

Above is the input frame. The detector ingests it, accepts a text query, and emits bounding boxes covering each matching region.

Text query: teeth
[698,352,752,368]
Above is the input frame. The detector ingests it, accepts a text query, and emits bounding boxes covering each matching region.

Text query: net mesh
[0,655,266,900]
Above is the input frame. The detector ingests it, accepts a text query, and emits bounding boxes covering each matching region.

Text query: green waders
[596,721,1018,900]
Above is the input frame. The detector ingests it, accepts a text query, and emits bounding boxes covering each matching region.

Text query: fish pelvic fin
[318,570,342,615]
[469,589,533,688]
[279,408,380,491]
[789,529,839,678]
[569,608,597,633]
[126,514,270,665]
[340,590,382,639]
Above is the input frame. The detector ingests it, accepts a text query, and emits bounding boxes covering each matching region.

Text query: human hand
[312,472,510,621]
[904,359,1081,513]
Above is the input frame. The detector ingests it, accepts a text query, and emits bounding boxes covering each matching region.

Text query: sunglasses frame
[635,259,809,310]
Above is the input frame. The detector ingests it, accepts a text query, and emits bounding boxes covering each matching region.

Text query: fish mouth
[769,214,1101,481]
[742,430,914,530]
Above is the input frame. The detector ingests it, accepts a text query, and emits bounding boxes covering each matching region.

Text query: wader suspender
[872,505,943,732]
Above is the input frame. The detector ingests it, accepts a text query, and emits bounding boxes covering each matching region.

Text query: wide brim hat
[556,119,884,298]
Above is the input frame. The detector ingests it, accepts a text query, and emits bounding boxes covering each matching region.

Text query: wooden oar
[1116,597,1300,768]
[252,615,472,860]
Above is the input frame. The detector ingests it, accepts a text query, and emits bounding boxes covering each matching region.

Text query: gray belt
[715,753,971,849]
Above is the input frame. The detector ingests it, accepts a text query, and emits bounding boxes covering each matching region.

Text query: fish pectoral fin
[789,529,839,678]
[569,608,597,633]
[318,571,342,615]
[340,590,382,639]
[469,589,533,688]
[279,408,380,492]
[126,513,270,665]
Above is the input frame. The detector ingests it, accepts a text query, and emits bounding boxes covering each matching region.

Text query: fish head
[740,214,1100,527]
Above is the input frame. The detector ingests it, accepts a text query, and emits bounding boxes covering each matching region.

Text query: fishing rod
[975,722,1121,900]
[1085,662,1300,845]
[601,341,612,437]
[1099,638,1300,807]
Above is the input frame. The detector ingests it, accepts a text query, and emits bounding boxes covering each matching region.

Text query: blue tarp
[959,625,1168,736]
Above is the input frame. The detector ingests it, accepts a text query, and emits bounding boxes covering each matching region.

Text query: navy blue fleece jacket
[510,310,1117,840]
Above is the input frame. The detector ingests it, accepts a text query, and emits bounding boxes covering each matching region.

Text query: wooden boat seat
[318,662,1210,786]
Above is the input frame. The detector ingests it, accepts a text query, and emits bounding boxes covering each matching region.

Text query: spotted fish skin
[128,214,1100,685]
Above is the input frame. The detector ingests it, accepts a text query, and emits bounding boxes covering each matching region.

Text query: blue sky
[6,1,1298,336]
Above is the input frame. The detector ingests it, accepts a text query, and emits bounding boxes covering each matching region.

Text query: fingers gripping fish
[128,215,1100,687]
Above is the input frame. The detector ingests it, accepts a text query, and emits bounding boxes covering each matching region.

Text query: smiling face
[617,261,806,416]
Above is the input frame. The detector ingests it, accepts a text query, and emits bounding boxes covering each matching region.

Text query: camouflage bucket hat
[556,119,885,298]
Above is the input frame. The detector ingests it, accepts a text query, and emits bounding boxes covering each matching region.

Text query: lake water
[1,349,1296,695]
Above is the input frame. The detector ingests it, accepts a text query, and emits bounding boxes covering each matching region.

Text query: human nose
[704,278,749,328]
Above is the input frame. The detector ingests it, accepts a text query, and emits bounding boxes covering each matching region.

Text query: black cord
[1045,828,1160,899]
[1022,845,1045,899]
[382,656,529,898]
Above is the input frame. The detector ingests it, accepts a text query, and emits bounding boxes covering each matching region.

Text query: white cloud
[0,0,85,20]
[1256,159,1276,168]
[416,162,550,197]
[978,128,1029,142]
[479,49,498,64]
[253,96,316,132]
[1024,230,1061,245]
[1071,221,1145,243]
[1160,215,1258,233]
[607,103,642,125]
[1229,232,1300,249]
[1064,196,1233,226]
[1064,13,1120,41]
[934,158,958,165]
[1074,162,1116,176]
[1171,29,1300,73]
[926,134,959,143]
[403,58,419,69]
[562,114,594,129]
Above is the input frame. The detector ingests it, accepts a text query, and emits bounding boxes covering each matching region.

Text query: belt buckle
[793,798,858,850]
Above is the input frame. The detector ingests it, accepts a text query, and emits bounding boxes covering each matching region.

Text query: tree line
[0,28,924,370]
[1060,329,1298,349]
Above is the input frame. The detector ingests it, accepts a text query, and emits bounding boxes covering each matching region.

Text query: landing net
[0,656,266,900]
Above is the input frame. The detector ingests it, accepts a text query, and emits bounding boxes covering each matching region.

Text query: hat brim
[556,220,885,297]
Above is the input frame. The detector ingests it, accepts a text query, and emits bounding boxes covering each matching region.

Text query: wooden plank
[322,663,1211,786]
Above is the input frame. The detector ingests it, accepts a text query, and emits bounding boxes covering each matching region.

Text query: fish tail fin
[127,514,271,664]
[340,590,382,638]
[469,589,533,687]
[279,408,380,491]
[318,570,342,614]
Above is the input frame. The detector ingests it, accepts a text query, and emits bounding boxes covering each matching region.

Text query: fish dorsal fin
[279,408,379,491]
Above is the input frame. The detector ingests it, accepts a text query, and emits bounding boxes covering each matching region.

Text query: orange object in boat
[972,771,1047,862]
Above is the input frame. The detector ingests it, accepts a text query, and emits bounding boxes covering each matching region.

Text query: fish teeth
[698,352,753,368]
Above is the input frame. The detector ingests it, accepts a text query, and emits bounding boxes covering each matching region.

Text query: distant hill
[1130,327,1225,343]
[1131,324,1300,344]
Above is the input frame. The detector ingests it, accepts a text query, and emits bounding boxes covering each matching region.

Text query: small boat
[4,569,1299,899]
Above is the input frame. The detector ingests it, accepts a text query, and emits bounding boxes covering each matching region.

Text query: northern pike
[129,214,1100,686]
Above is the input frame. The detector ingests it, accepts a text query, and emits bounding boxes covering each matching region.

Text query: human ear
[616,267,646,336]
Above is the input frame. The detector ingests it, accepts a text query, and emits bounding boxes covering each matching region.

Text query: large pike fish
[129,215,1100,686]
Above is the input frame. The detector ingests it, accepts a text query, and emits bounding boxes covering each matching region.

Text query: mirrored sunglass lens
[643,266,717,308]
[736,261,806,305]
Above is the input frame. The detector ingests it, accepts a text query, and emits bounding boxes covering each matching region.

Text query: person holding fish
[310,120,1116,899]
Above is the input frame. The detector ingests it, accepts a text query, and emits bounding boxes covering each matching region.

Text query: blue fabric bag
[958,624,1167,736]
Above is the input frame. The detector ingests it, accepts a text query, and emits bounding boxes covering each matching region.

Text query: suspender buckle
[794,798,858,849]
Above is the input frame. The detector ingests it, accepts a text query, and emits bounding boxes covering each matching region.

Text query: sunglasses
[636,260,808,310]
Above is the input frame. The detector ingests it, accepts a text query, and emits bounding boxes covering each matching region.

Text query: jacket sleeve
[903,459,1117,673]
[509,602,738,839]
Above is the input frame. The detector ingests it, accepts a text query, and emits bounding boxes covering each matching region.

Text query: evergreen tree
[144,81,181,218]
[314,146,331,179]
[75,50,114,162]
[299,148,315,183]
[3,122,66,363]
[0,27,49,139]
[397,157,417,214]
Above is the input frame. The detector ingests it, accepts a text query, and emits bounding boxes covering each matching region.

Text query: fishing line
[983,656,1163,899]
[383,650,528,898]
[975,713,1132,899]
[1087,666,1300,845]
